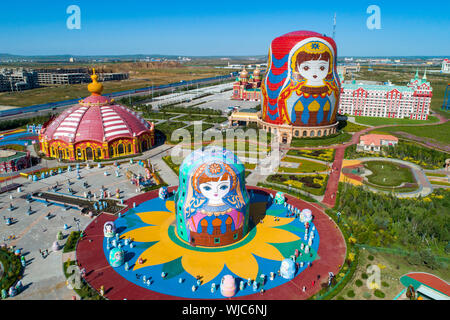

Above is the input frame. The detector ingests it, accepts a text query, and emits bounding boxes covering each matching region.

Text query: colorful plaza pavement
[76,186,346,300]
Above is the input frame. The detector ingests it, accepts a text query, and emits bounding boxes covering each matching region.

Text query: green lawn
[426,172,447,177]
[380,121,450,146]
[162,156,181,175]
[175,114,207,122]
[354,115,439,126]
[0,248,22,292]
[339,120,369,132]
[363,161,415,187]
[290,132,352,147]
[430,181,450,186]
[244,163,256,170]
[155,121,187,140]
[143,112,178,120]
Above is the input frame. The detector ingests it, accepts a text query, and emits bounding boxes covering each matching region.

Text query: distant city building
[0,68,38,92]
[337,64,360,77]
[98,73,129,81]
[338,70,432,120]
[37,72,89,85]
[36,68,129,85]
[231,67,261,101]
[357,134,398,153]
[442,58,450,73]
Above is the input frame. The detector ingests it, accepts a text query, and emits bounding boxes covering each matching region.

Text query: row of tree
[0,113,55,132]
[336,183,450,262]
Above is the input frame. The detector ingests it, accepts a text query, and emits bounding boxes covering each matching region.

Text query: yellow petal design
[133,241,184,271]
[166,200,175,213]
[122,226,162,243]
[225,251,259,281]
[119,195,306,286]
[182,252,225,284]
[249,242,285,261]
[137,211,174,226]
[255,226,300,244]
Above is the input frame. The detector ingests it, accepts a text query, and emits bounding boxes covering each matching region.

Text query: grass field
[363,161,415,187]
[425,172,447,177]
[379,121,450,146]
[290,132,352,148]
[430,180,450,186]
[0,66,231,107]
[341,121,369,132]
[354,115,439,126]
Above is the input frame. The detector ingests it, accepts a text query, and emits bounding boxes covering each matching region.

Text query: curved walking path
[351,157,433,198]
[317,113,448,208]
[76,186,346,300]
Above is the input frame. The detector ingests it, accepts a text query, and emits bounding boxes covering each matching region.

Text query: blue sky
[0,0,449,56]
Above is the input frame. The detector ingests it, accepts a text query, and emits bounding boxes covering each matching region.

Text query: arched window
[118,144,124,155]
[295,130,299,137]
[318,130,322,137]
[310,131,315,137]
[109,146,114,158]
[323,129,327,136]
[303,131,307,137]
[77,149,82,159]
[127,144,132,153]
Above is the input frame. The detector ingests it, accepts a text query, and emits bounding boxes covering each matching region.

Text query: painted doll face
[199,175,231,204]
[298,59,329,86]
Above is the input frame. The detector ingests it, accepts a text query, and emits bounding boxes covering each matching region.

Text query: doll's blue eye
[203,186,211,191]
[220,185,228,190]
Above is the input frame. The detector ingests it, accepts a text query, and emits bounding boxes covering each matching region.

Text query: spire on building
[87,68,103,96]
[414,68,419,80]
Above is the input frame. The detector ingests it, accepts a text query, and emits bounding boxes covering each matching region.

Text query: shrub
[63,231,81,253]
[361,273,368,279]
[381,281,389,287]
[368,255,374,261]
[374,289,385,298]
[355,279,363,287]
[347,290,355,298]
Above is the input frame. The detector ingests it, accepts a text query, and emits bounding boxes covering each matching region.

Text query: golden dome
[87,68,103,95]
[253,67,261,76]
[240,68,249,78]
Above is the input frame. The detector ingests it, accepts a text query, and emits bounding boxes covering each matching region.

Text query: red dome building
[39,70,155,161]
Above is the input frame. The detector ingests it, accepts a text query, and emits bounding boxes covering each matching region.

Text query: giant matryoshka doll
[175,147,250,247]
[261,31,341,127]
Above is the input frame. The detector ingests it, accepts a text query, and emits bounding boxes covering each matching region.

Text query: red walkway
[76,187,346,300]
[322,146,345,208]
